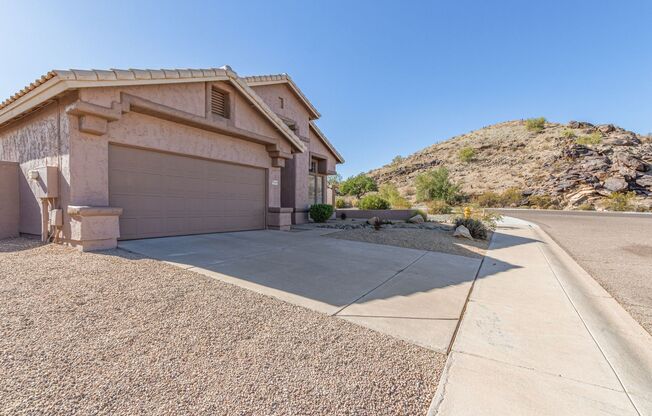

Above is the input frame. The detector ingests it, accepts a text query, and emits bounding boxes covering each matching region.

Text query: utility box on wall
[0,161,20,239]
[28,165,58,198]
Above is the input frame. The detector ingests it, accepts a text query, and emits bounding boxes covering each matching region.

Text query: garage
[108,145,266,240]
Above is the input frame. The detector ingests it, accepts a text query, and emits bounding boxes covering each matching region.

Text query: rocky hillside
[368,120,652,210]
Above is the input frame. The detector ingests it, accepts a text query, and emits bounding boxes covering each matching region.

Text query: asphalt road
[496,209,652,335]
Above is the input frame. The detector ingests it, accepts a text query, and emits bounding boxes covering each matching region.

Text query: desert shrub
[454,218,488,240]
[391,155,405,165]
[525,117,546,132]
[474,191,502,208]
[501,188,523,206]
[427,200,452,214]
[528,194,558,209]
[309,204,334,223]
[358,194,390,210]
[339,174,378,198]
[606,191,635,211]
[414,167,462,204]
[458,147,476,163]
[335,197,347,209]
[577,203,595,211]
[576,132,602,145]
[378,183,410,208]
[412,209,428,221]
[562,129,577,139]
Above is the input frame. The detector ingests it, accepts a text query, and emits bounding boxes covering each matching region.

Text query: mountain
[368,120,652,210]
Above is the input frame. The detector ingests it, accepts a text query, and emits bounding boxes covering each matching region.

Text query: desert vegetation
[339,174,377,198]
[414,167,462,204]
[525,117,546,132]
[458,147,476,163]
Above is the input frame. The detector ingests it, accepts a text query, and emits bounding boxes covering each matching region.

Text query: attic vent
[210,87,229,118]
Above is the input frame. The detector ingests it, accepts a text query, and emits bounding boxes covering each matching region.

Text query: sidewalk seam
[331,251,429,316]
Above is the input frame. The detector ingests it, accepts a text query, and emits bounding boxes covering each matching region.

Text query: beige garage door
[109,145,266,240]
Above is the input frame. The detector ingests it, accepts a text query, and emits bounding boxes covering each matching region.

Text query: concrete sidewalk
[430,217,652,416]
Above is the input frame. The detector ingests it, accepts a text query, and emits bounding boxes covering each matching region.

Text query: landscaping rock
[453,225,473,240]
[603,176,629,192]
[407,214,424,224]
[367,217,380,225]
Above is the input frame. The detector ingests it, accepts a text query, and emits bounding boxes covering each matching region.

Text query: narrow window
[211,87,229,118]
[279,97,285,109]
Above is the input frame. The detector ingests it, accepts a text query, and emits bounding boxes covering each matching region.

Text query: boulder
[367,216,380,225]
[603,176,629,192]
[597,124,616,134]
[453,225,473,240]
[602,133,640,146]
[614,153,646,172]
[569,121,594,129]
[636,174,652,188]
[407,214,424,224]
[581,157,611,171]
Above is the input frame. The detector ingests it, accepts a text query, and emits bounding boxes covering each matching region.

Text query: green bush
[339,174,378,198]
[576,132,602,145]
[606,191,635,212]
[474,191,502,208]
[335,197,347,209]
[309,204,334,223]
[414,209,429,221]
[501,188,523,206]
[358,194,390,210]
[562,129,577,139]
[378,183,410,208]
[391,155,405,165]
[458,147,476,163]
[414,167,462,204]
[454,218,488,240]
[427,200,452,214]
[528,194,558,209]
[577,203,595,211]
[525,117,546,132]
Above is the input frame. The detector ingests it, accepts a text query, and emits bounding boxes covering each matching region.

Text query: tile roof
[243,73,321,120]
[0,68,231,111]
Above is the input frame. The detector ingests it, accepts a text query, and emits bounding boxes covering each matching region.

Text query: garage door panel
[109,145,266,240]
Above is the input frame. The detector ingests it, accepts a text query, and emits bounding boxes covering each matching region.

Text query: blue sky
[2,0,651,177]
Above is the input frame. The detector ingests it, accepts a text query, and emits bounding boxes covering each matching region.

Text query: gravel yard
[327,227,490,259]
[0,237,445,415]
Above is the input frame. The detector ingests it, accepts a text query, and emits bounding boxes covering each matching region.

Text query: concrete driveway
[119,228,482,352]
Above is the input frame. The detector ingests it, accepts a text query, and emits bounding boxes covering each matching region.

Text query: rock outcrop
[368,120,652,210]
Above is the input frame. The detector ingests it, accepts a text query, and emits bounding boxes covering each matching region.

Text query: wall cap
[67,206,123,217]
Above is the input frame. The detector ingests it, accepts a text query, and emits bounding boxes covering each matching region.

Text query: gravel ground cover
[0,237,445,415]
[326,228,490,259]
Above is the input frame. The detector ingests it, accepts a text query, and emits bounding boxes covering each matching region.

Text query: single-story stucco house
[0,66,344,250]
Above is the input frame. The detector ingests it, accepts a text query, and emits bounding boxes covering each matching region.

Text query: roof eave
[309,121,344,164]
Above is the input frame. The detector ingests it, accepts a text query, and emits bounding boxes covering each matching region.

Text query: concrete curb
[529,221,652,415]
[426,217,652,415]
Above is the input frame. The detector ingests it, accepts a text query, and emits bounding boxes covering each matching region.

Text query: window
[210,87,229,118]
[279,97,285,109]
[308,158,324,205]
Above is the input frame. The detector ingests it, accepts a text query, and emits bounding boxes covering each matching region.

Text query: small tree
[339,174,378,198]
[414,167,461,204]
[378,183,410,208]
[328,173,342,188]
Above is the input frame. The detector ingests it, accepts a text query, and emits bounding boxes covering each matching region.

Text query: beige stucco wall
[308,126,338,173]
[0,96,73,236]
[0,162,19,239]
[250,83,311,138]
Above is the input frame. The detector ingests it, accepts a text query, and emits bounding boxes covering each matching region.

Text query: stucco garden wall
[0,96,73,236]
[0,162,19,239]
